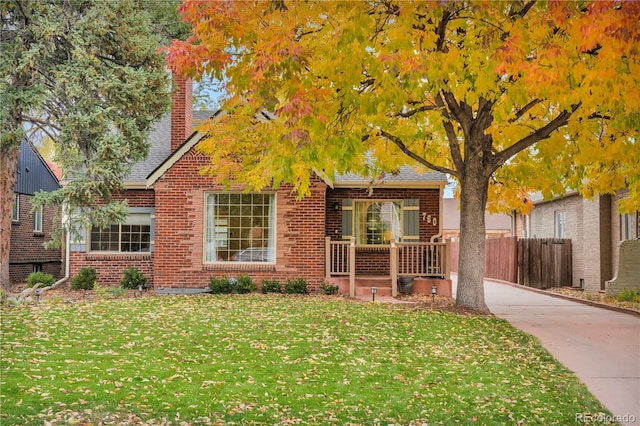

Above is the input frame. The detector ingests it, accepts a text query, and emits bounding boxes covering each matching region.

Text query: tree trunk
[455,170,490,313]
[1,148,19,291]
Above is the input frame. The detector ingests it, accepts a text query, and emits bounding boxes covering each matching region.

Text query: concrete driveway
[452,275,640,426]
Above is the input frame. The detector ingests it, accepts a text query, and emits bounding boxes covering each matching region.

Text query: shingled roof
[125,110,215,185]
[334,166,447,187]
[141,112,448,189]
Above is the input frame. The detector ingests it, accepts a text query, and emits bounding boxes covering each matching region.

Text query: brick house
[524,190,639,293]
[10,139,62,283]
[69,76,450,295]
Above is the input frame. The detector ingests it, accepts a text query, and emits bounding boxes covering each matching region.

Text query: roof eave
[332,180,447,189]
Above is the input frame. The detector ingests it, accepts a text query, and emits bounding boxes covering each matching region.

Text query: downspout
[53,222,70,286]
[46,208,70,291]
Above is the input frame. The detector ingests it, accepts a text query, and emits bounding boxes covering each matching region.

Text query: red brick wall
[171,74,193,152]
[109,189,155,207]
[69,252,154,287]
[69,189,155,287]
[153,150,328,291]
[354,247,390,275]
[10,194,62,283]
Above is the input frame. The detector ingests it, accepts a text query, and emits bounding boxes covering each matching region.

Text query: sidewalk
[452,276,640,425]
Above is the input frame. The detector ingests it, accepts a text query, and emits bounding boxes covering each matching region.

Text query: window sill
[355,245,390,251]
[203,263,276,272]
[86,253,153,261]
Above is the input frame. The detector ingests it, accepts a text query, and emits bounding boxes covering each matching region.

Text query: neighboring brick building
[527,190,639,292]
[10,139,62,283]
[69,75,448,292]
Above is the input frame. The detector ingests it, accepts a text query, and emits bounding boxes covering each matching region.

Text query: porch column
[325,237,331,279]
[445,238,452,280]
[390,240,398,297]
[349,237,356,297]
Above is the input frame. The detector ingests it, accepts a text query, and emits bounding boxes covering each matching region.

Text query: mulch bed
[7,282,485,316]
[395,293,488,316]
[546,286,640,313]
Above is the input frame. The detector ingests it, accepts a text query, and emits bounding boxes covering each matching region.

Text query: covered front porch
[325,237,452,298]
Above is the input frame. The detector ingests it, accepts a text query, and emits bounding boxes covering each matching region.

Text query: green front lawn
[1,295,612,424]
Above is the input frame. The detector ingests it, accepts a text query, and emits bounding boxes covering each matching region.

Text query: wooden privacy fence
[450,237,572,289]
[518,238,572,289]
[449,237,518,283]
[486,237,518,283]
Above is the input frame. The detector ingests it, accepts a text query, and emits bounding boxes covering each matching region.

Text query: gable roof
[125,110,215,188]
[145,114,448,189]
[15,139,60,195]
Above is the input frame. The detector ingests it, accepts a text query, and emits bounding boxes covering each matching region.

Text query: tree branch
[508,98,541,123]
[294,24,326,42]
[22,114,61,133]
[362,131,455,176]
[441,120,463,176]
[493,104,580,172]
[392,104,441,118]
[441,91,472,134]
[433,92,463,173]
[435,9,452,52]
[587,112,611,120]
[509,1,537,19]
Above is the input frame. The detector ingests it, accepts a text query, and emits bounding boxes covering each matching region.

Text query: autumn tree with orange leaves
[166,1,640,312]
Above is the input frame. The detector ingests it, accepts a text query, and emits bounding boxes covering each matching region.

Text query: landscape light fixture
[371,286,377,302]
[431,285,437,303]
[35,288,41,303]
[138,284,144,297]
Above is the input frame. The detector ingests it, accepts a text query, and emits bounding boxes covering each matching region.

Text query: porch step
[355,285,392,297]
[355,276,392,297]
[325,276,393,296]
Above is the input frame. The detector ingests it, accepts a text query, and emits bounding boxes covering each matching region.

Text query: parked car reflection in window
[230,247,269,262]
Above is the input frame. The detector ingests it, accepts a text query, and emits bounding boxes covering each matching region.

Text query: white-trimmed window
[554,211,566,238]
[90,213,151,252]
[205,193,275,263]
[342,199,420,245]
[33,205,43,232]
[12,194,19,222]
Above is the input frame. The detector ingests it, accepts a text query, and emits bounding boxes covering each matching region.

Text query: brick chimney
[170,73,193,152]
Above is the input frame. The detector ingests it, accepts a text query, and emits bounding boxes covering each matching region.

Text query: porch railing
[325,237,356,296]
[397,242,447,278]
[325,237,451,297]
